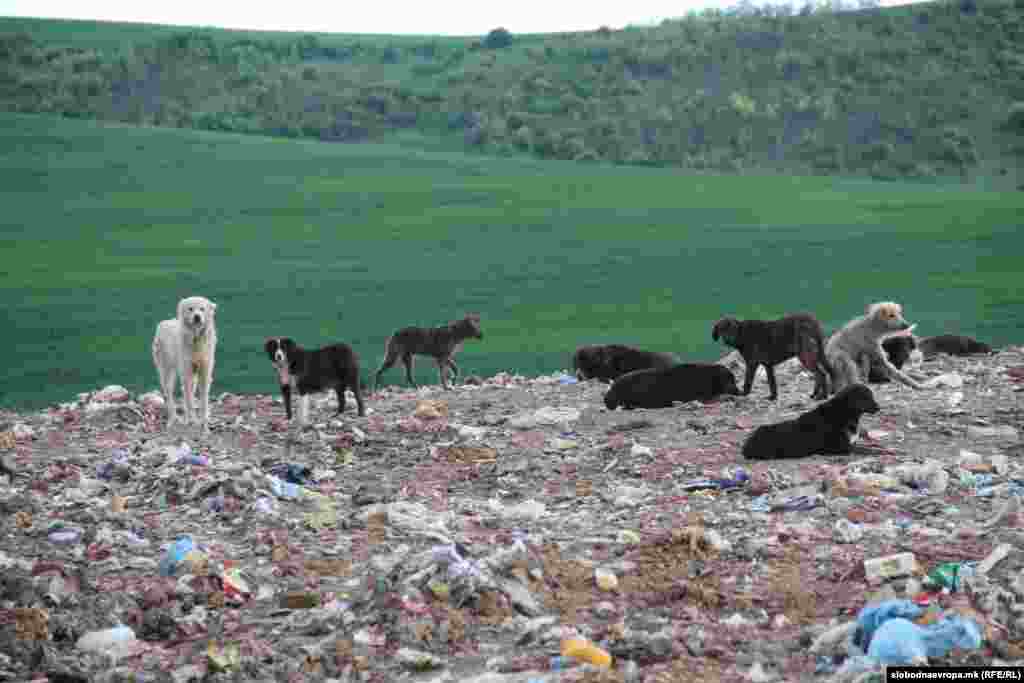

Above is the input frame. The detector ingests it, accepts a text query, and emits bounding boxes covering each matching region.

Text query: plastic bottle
[76,625,136,655]
[48,529,82,545]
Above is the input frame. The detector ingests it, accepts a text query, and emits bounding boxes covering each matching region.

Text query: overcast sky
[0,0,928,36]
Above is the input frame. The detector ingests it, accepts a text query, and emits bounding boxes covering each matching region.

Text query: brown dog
[373,314,483,390]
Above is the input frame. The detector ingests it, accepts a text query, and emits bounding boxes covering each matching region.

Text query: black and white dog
[264,337,366,425]
[603,363,740,410]
[741,383,880,461]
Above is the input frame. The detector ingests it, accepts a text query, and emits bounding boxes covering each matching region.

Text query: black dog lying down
[868,336,917,384]
[573,344,679,383]
[918,334,993,358]
[265,337,366,425]
[604,363,740,410]
[711,313,834,401]
[742,384,880,461]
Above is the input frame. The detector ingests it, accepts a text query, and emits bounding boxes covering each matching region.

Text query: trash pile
[1,350,1023,682]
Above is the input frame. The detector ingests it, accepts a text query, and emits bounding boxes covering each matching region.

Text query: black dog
[265,337,366,425]
[573,344,679,383]
[712,313,835,401]
[918,334,993,358]
[867,336,917,383]
[741,384,880,461]
[603,363,740,410]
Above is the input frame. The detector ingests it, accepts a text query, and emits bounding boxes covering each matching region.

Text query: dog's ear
[711,320,721,341]
[177,298,186,322]
[264,338,276,354]
[209,301,218,315]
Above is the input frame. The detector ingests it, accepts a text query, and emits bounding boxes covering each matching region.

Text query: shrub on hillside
[861,141,895,162]
[483,28,513,50]
[1006,102,1024,132]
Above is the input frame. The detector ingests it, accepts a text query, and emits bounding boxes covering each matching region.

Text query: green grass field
[2,112,1022,410]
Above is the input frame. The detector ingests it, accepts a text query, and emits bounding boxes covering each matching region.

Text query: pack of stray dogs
[150,295,994,462]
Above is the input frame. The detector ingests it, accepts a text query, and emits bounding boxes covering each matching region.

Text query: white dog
[151,296,219,432]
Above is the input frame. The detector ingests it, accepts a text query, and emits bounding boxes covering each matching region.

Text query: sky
[0,0,929,36]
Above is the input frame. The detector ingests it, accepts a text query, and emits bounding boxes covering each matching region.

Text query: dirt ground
[0,346,1022,682]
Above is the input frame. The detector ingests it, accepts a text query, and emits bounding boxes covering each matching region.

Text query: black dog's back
[919,334,992,357]
[296,343,362,394]
[574,344,678,382]
[604,362,739,410]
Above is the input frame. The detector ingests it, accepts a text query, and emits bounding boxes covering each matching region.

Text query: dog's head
[264,337,297,365]
[711,317,741,347]
[842,383,880,415]
[882,335,917,368]
[574,345,610,378]
[464,313,483,339]
[717,366,741,396]
[866,301,912,334]
[178,296,217,334]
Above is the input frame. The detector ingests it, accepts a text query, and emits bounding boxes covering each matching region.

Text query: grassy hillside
[1,113,1022,410]
[2,1,1023,185]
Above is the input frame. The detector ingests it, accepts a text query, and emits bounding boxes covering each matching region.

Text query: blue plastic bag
[866,616,981,665]
[853,599,924,651]
[852,599,982,667]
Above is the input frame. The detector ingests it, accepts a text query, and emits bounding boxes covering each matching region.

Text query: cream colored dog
[825,301,925,395]
[151,296,218,432]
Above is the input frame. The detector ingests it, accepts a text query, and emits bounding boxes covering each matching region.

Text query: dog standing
[712,312,834,400]
[374,313,483,391]
[825,302,926,394]
[572,344,679,383]
[152,296,218,432]
[742,384,880,461]
[603,363,740,410]
[918,334,993,358]
[265,337,366,426]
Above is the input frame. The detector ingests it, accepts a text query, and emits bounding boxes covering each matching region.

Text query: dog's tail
[372,335,395,392]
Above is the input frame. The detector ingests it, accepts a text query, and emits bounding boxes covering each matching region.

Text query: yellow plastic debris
[561,637,612,667]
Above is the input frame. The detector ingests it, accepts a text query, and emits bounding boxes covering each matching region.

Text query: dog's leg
[353,382,366,417]
[158,362,178,427]
[373,344,399,392]
[402,353,418,388]
[830,353,858,395]
[811,363,829,400]
[436,357,450,390]
[335,385,347,414]
[874,348,926,390]
[181,361,195,424]
[447,357,460,381]
[199,361,213,433]
[741,359,756,396]
[765,365,779,401]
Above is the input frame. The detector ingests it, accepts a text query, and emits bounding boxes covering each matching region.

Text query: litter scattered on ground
[1,348,1023,681]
